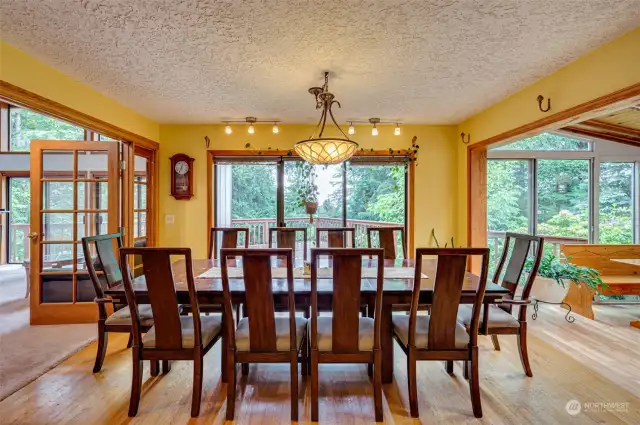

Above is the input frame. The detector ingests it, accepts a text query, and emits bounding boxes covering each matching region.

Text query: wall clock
[169,154,195,200]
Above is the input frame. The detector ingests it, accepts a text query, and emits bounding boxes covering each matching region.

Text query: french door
[29,140,120,324]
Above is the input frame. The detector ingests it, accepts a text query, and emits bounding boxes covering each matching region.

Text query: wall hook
[460,132,470,144]
[204,136,210,149]
[537,95,551,112]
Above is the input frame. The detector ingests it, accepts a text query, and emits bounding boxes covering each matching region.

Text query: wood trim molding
[208,149,412,158]
[467,147,487,273]
[0,81,159,151]
[469,82,640,151]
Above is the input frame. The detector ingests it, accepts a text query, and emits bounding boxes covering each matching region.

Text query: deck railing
[487,230,588,263]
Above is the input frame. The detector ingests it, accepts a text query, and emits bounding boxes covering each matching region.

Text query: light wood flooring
[0,305,638,424]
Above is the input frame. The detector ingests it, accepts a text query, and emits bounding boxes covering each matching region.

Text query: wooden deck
[0,304,638,424]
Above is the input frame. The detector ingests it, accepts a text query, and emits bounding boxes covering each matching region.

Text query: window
[494,132,590,151]
[9,107,85,151]
[599,162,634,244]
[8,178,30,263]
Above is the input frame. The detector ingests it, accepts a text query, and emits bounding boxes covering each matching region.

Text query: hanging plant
[295,162,319,223]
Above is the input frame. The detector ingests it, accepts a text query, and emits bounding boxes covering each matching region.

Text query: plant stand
[561,282,596,320]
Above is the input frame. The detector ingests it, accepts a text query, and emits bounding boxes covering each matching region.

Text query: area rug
[0,265,96,401]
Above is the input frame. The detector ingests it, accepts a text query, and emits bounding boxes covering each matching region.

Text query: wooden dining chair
[119,247,223,417]
[269,227,308,261]
[220,248,308,421]
[310,247,384,422]
[315,227,356,248]
[456,232,544,377]
[208,227,249,259]
[367,226,407,259]
[393,248,490,418]
[82,233,154,373]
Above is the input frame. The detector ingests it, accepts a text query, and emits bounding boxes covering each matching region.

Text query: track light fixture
[222,118,281,135]
[369,118,380,136]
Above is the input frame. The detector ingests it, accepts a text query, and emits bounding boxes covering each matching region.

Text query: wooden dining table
[611,259,640,329]
[105,258,509,383]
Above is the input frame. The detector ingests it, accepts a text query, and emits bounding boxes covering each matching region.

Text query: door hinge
[119,160,126,171]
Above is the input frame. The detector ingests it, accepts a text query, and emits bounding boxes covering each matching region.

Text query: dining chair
[393,248,490,418]
[367,226,407,259]
[315,227,356,248]
[119,247,223,417]
[269,227,308,261]
[220,248,308,421]
[310,247,384,422]
[456,232,544,377]
[81,233,154,373]
[208,227,249,259]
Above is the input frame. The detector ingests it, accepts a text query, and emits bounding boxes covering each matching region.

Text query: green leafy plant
[430,228,456,248]
[295,161,319,208]
[525,253,608,293]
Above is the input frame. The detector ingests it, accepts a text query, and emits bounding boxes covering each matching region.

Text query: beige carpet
[0,265,96,400]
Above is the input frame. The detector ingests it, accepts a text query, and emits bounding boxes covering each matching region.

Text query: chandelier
[294,72,359,165]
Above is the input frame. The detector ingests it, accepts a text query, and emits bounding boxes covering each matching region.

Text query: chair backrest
[367,226,406,259]
[493,233,544,311]
[269,227,308,261]
[208,227,249,259]
[220,248,296,353]
[310,248,384,354]
[120,247,202,350]
[315,227,356,248]
[410,248,489,351]
[81,233,124,299]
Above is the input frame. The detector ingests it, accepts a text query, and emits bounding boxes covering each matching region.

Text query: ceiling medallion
[294,72,359,165]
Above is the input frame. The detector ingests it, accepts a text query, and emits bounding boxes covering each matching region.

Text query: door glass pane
[487,160,531,272]
[78,151,108,176]
[216,162,277,250]
[42,213,75,241]
[8,178,30,263]
[42,151,74,175]
[42,243,75,269]
[284,162,344,251]
[599,162,633,244]
[9,107,84,152]
[77,213,109,240]
[134,212,147,238]
[537,159,590,242]
[77,181,109,210]
[134,183,147,209]
[43,181,75,210]
[346,163,406,251]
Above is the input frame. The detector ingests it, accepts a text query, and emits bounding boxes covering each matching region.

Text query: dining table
[105,257,510,383]
[610,259,640,329]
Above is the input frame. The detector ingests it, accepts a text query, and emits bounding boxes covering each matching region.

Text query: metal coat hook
[537,95,551,112]
[204,136,210,149]
[460,132,470,144]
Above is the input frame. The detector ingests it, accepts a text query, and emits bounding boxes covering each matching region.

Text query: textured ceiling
[1,0,639,124]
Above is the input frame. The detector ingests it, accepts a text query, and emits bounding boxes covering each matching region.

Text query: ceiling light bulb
[248,124,255,134]
[394,124,401,136]
[372,124,378,136]
[272,123,279,134]
[348,122,355,135]
[225,125,232,135]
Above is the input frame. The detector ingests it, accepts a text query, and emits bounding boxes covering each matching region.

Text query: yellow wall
[456,27,640,242]
[0,41,159,141]
[158,124,458,257]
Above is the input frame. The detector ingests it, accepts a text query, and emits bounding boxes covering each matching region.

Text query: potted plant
[295,162,319,222]
[525,252,607,319]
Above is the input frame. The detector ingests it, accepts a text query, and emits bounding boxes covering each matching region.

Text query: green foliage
[494,133,589,151]
[10,107,84,151]
[231,164,277,219]
[525,253,607,293]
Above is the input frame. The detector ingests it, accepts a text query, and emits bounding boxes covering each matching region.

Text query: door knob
[27,232,38,240]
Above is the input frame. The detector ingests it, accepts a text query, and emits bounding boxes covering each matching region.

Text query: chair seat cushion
[393,314,469,349]
[316,316,375,352]
[236,317,307,352]
[457,304,520,328]
[106,304,154,326]
[142,315,222,348]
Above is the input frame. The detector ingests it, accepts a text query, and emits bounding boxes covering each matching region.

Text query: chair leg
[445,360,454,375]
[162,360,171,374]
[226,350,237,421]
[301,334,308,376]
[221,329,228,383]
[469,346,483,418]
[150,360,159,377]
[241,363,249,376]
[128,350,143,417]
[463,361,469,380]
[126,332,134,349]
[518,326,533,377]
[191,355,203,417]
[93,322,108,373]
[373,349,383,422]
[367,362,373,378]
[311,349,319,422]
[407,352,418,418]
[490,335,501,351]
[290,351,299,421]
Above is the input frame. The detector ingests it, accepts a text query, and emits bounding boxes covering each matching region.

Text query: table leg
[630,320,640,329]
[381,303,394,384]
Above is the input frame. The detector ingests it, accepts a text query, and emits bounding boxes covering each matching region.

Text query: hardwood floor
[0,305,638,424]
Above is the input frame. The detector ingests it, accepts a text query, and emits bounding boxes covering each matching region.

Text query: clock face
[174,161,189,175]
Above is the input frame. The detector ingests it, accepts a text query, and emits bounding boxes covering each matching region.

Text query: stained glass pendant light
[294,72,358,165]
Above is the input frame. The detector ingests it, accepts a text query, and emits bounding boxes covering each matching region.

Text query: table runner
[197,267,426,279]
